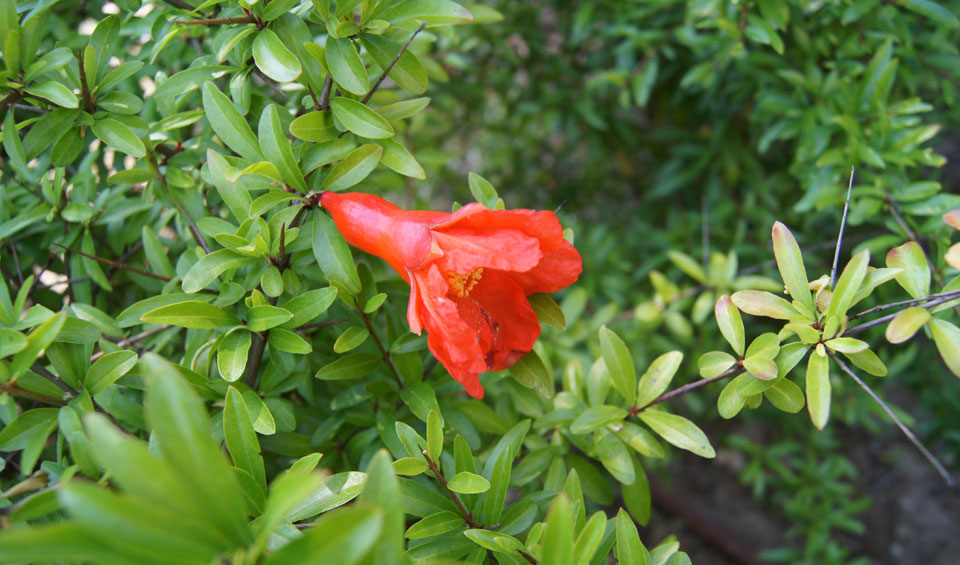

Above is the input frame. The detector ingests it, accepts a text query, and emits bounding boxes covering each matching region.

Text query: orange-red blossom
[320,192,583,398]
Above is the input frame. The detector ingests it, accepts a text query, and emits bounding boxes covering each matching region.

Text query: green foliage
[1,0,959,563]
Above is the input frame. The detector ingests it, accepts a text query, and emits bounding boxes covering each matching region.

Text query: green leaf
[464,529,525,555]
[316,352,381,380]
[599,325,637,407]
[636,351,683,408]
[764,378,805,413]
[377,137,426,179]
[202,82,263,162]
[258,104,306,192]
[824,337,868,354]
[206,149,253,223]
[447,471,490,494]
[268,328,312,354]
[697,350,736,379]
[247,305,294,332]
[252,28,301,83]
[0,523,119,564]
[509,349,554,398]
[541,494,573,565]
[97,91,143,114]
[141,354,251,545]
[886,242,930,299]
[154,65,232,98]
[570,405,628,435]
[25,80,79,108]
[772,222,814,316]
[929,319,960,377]
[333,326,369,353]
[0,408,60,453]
[360,34,428,94]
[743,356,778,380]
[394,457,429,475]
[290,111,336,142]
[325,36,369,95]
[265,506,382,565]
[2,110,26,169]
[218,330,251,381]
[288,471,367,521]
[667,250,706,283]
[280,287,337,328]
[714,295,745,356]
[529,293,566,329]
[613,421,665,459]
[374,0,474,27]
[826,249,870,319]
[84,350,137,395]
[427,409,443,460]
[595,430,635,484]
[843,348,887,377]
[637,412,715,458]
[902,0,959,28]
[805,352,830,430]
[91,118,144,157]
[573,511,608,564]
[480,443,512,524]
[9,312,66,379]
[330,97,395,139]
[616,508,649,565]
[224,387,267,490]
[731,290,798,320]
[182,249,260,293]
[406,511,464,539]
[0,328,27,358]
[467,172,499,208]
[322,143,383,191]
[117,293,214,328]
[312,211,362,293]
[141,301,240,329]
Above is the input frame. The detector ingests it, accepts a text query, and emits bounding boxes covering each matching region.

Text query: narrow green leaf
[616,508,649,565]
[427,409,443,460]
[929,319,960,377]
[570,405,628,435]
[697,350,736,379]
[202,82,263,162]
[91,118,144,157]
[805,352,830,429]
[25,80,79,108]
[265,506,382,565]
[315,353,381,380]
[599,325,637,407]
[731,290,798,320]
[541,494,573,565]
[141,301,240,329]
[447,471,490,494]
[826,249,870,319]
[886,242,930,299]
[312,209,362,293]
[182,249,260,293]
[324,36,369,95]
[509,349,554,398]
[224,387,267,490]
[637,411,715,458]
[267,328,312,354]
[772,222,814,316]
[218,330,251,382]
[247,305,293,332]
[84,350,137,395]
[714,295,745,356]
[405,511,464,539]
[10,312,66,379]
[330,97,395,139]
[636,351,683,408]
[252,28,301,83]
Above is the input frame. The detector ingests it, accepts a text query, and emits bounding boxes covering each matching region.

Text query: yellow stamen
[446,268,483,298]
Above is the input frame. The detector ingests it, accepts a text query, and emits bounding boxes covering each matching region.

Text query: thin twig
[178,16,258,25]
[53,244,171,282]
[830,166,854,289]
[318,75,333,110]
[296,318,351,331]
[7,241,23,285]
[76,49,95,113]
[422,451,481,529]
[243,334,266,389]
[637,366,745,412]
[30,363,77,396]
[362,23,426,104]
[355,298,405,390]
[92,325,172,362]
[886,194,918,243]
[828,351,956,489]
[145,152,212,254]
[850,289,960,320]
[0,383,68,406]
[845,292,960,335]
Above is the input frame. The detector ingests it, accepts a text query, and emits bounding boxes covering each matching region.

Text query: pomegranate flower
[320,191,583,398]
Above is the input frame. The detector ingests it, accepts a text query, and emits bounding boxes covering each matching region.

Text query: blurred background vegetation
[1,0,959,563]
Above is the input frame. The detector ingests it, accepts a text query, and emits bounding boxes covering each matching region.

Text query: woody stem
[635,366,745,413]
[422,451,480,529]
[354,298,405,390]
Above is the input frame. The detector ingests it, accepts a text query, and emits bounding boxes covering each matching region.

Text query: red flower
[320,192,582,398]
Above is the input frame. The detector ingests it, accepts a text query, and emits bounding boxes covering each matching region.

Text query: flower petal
[412,265,487,376]
[433,205,569,253]
[507,240,583,294]
[432,228,542,274]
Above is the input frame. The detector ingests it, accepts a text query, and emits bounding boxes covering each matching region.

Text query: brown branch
[355,298,405,390]
[0,383,68,406]
[30,363,77,396]
[318,75,333,110]
[296,318,351,331]
[828,351,956,488]
[243,333,266,389]
[145,152,212,254]
[636,366,744,412]
[178,16,258,26]
[362,22,426,104]
[844,292,960,335]
[422,451,481,529]
[53,244,171,282]
[76,49,95,113]
[93,325,172,362]
[850,288,960,320]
